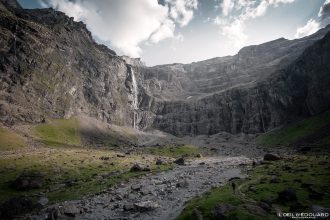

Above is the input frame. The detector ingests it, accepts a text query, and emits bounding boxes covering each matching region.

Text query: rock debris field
[31,156,252,220]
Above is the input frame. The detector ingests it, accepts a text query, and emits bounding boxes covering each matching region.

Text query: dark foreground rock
[174,157,185,165]
[263,154,281,161]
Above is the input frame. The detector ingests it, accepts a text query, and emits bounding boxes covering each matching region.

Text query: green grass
[0,127,26,151]
[256,110,330,147]
[34,118,81,147]
[177,155,330,220]
[145,145,202,158]
[0,147,174,203]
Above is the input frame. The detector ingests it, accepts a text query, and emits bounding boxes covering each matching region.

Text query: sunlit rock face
[0,0,330,136]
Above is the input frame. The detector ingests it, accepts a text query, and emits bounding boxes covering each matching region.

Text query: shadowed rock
[174,157,185,165]
[263,154,281,161]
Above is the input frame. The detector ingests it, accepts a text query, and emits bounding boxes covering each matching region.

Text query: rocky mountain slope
[138,28,330,136]
[1,0,330,137]
[0,0,141,127]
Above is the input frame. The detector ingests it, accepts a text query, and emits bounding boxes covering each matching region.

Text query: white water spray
[130,66,139,129]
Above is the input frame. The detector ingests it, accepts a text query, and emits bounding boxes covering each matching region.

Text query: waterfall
[130,66,139,129]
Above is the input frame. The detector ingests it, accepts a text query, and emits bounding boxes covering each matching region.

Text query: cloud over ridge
[295,0,330,38]
[214,0,296,48]
[40,0,198,57]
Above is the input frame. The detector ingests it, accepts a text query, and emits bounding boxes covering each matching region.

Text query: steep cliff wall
[144,31,330,136]
[0,1,140,126]
[1,0,329,137]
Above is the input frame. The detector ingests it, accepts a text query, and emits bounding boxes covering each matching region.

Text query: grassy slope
[145,145,202,158]
[256,110,330,147]
[177,155,330,220]
[0,118,176,203]
[179,111,330,219]
[0,127,26,151]
[0,147,174,203]
[34,118,81,147]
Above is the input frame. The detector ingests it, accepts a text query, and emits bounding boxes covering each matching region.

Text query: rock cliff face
[137,29,330,136]
[1,0,330,136]
[0,0,141,127]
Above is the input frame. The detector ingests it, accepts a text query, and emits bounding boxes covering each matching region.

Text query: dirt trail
[31,156,252,220]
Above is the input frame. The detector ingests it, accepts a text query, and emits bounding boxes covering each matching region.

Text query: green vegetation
[256,110,330,147]
[0,127,26,151]
[177,155,330,220]
[34,118,81,147]
[145,145,202,158]
[0,147,174,203]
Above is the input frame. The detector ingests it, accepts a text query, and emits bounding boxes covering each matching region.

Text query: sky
[18,0,330,66]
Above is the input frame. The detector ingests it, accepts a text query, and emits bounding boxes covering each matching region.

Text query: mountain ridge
[1,0,330,137]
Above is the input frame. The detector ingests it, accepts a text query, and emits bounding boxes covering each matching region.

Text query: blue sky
[18,0,329,66]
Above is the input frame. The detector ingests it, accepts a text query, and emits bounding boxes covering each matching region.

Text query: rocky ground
[27,156,253,220]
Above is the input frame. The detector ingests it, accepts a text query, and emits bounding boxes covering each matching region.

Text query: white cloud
[41,0,198,57]
[295,0,330,38]
[216,0,296,47]
[221,0,234,16]
[166,0,198,26]
[222,20,247,47]
[295,19,320,38]
[150,19,175,43]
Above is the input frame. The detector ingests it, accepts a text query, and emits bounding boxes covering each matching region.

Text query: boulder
[176,180,189,188]
[174,157,185,165]
[263,154,281,161]
[130,164,144,172]
[134,201,160,212]
[36,197,49,207]
[131,184,141,191]
[156,158,164,165]
[62,203,80,217]
[123,203,135,211]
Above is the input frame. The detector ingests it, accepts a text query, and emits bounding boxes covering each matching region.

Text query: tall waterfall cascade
[130,66,139,129]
